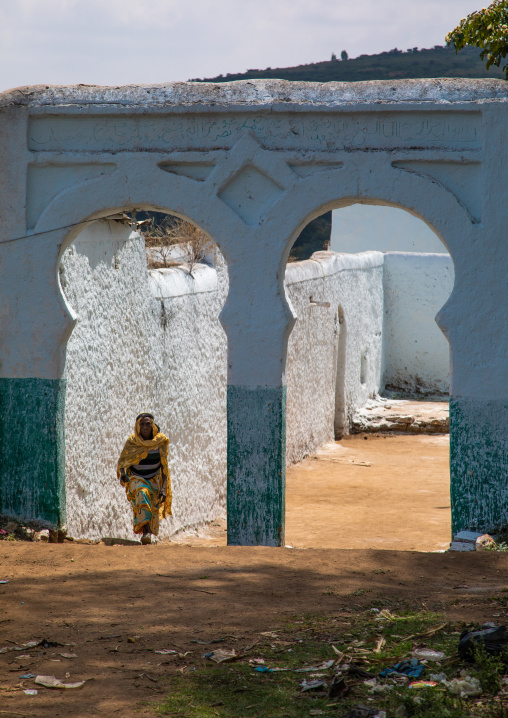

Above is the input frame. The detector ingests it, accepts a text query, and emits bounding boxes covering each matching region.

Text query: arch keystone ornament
[218,165,284,225]
[0,79,507,545]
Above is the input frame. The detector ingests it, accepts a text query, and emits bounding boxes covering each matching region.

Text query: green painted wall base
[0,378,66,528]
[450,397,508,536]
[227,385,286,546]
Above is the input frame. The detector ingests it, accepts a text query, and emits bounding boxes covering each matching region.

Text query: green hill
[191,44,505,84]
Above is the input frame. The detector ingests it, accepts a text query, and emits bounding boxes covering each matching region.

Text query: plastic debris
[411,648,446,661]
[59,653,78,659]
[35,675,86,689]
[0,579,8,584]
[295,660,335,673]
[203,649,237,663]
[0,640,39,654]
[254,666,273,673]
[14,654,32,660]
[20,673,37,679]
[458,623,508,661]
[24,689,38,695]
[409,681,438,688]
[379,658,424,679]
[154,649,178,655]
[300,678,326,692]
[429,672,448,683]
[445,676,481,698]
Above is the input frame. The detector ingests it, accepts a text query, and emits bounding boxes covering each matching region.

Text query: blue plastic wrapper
[379,658,424,679]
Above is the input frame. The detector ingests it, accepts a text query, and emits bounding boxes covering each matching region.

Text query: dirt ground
[285,434,451,552]
[175,433,452,552]
[1,433,501,718]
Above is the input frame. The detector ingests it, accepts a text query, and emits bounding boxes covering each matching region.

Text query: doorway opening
[59,211,228,542]
[283,202,454,551]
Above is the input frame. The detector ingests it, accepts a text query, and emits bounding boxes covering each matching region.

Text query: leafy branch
[446,0,508,79]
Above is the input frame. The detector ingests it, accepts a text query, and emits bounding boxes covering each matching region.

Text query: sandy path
[176,434,451,552]
[285,434,451,552]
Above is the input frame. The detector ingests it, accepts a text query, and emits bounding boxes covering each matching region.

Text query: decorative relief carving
[29,112,481,153]
[158,162,215,181]
[288,162,343,177]
[218,165,284,225]
[26,163,116,229]
[392,160,482,222]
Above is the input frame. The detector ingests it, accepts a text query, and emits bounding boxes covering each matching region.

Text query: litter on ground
[35,675,86,689]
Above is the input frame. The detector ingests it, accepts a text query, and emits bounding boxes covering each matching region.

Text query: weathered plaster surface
[227,386,285,546]
[61,223,385,538]
[285,251,384,459]
[383,252,454,395]
[61,220,227,540]
[0,378,66,527]
[1,78,507,540]
[2,78,508,109]
[451,398,508,533]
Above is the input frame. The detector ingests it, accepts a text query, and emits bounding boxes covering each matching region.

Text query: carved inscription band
[29,112,481,153]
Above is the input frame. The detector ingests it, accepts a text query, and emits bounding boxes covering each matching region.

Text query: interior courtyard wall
[382,252,454,395]
[285,251,384,462]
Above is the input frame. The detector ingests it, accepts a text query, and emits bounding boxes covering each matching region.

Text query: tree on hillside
[341,50,348,61]
[446,0,508,78]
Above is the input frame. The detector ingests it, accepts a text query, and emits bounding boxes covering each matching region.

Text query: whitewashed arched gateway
[0,79,507,545]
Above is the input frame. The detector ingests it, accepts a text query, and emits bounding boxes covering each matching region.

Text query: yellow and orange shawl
[117,416,172,518]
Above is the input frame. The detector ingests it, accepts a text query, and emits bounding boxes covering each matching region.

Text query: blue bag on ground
[379,658,424,679]
[458,623,508,661]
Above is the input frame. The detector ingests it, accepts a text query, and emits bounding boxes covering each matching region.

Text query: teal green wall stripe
[450,397,508,536]
[0,378,66,528]
[227,385,286,547]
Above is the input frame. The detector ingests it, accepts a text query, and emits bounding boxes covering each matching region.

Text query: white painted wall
[61,220,228,540]
[382,252,454,395]
[285,251,384,460]
[61,222,450,539]
[331,205,448,254]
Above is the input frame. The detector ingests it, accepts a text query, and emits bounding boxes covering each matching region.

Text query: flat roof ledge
[2,78,508,110]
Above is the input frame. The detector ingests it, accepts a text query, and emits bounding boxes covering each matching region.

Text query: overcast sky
[0,0,485,92]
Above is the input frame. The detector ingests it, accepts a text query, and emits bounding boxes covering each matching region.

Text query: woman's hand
[159,473,167,505]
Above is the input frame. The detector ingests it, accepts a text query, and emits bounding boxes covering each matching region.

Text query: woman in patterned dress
[117,413,171,545]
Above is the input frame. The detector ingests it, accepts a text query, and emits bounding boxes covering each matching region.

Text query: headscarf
[117,414,172,518]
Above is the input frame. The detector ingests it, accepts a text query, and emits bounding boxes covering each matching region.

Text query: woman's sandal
[141,526,152,545]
